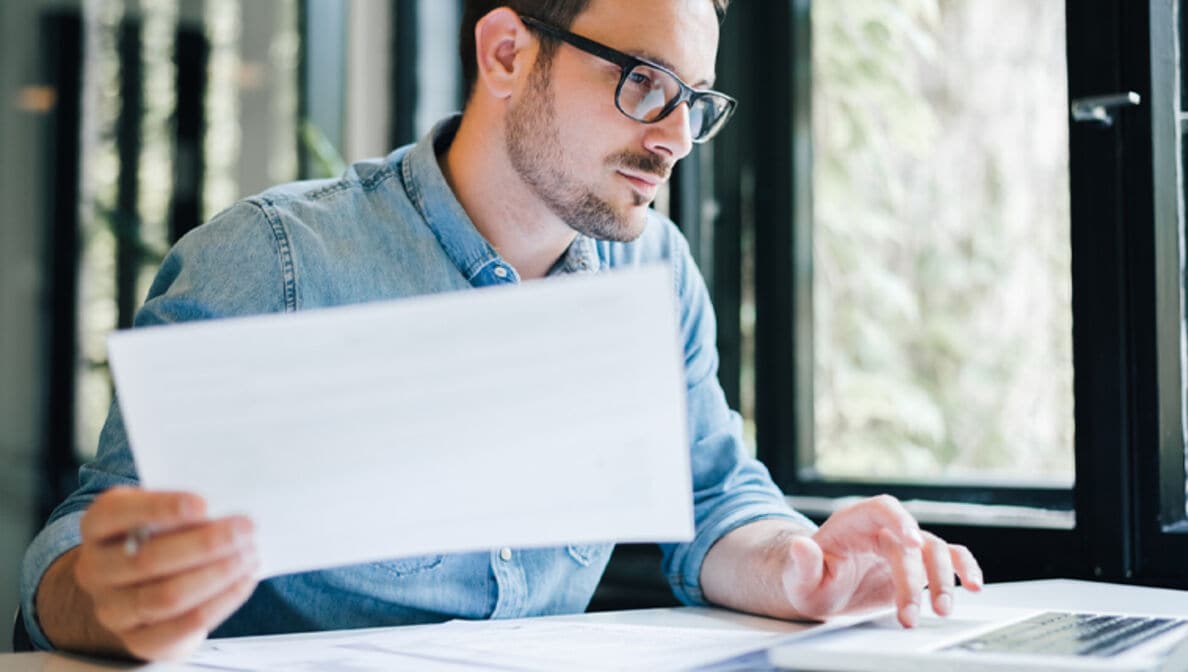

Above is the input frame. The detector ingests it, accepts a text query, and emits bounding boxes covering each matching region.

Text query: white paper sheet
[187,608,866,672]
[108,265,692,578]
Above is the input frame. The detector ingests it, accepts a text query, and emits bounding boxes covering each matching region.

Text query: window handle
[1070,91,1142,127]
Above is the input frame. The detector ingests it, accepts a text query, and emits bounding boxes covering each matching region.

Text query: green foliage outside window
[811,0,1074,484]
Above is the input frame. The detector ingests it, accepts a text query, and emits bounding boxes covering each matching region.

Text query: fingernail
[902,602,919,627]
[936,593,952,615]
[905,527,924,546]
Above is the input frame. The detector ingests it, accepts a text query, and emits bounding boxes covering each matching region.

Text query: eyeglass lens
[617,64,728,140]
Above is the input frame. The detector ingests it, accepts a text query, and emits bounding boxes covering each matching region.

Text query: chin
[614,211,649,242]
[570,198,650,243]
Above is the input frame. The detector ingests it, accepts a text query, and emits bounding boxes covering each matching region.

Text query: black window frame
[1133,0,1188,586]
[707,0,1188,587]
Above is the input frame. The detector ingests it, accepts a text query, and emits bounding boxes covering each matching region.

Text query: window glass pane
[75,0,298,460]
[809,0,1074,485]
[76,0,124,462]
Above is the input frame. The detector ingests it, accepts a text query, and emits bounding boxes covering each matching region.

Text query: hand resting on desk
[36,487,258,661]
[700,495,983,629]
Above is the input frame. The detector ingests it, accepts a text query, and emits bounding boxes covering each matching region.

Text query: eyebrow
[627,49,715,89]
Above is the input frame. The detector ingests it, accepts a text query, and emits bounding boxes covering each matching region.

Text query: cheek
[550,120,610,175]
[552,85,641,155]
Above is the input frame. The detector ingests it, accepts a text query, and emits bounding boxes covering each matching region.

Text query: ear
[472,7,536,101]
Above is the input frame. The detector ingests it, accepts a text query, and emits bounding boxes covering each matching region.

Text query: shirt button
[499,547,513,561]
[493,266,509,279]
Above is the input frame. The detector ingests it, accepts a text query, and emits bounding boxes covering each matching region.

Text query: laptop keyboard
[944,611,1187,658]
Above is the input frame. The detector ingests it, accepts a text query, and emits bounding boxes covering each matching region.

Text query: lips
[617,170,662,197]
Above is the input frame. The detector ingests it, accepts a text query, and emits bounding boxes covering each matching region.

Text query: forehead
[567,0,721,87]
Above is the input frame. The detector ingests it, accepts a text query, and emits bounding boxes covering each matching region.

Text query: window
[72,0,301,466]
[808,1,1074,488]
[703,0,1188,587]
[37,0,455,517]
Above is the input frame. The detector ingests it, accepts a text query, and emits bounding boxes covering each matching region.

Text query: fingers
[96,548,259,631]
[73,488,259,662]
[877,527,927,627]
[919,534,984,618]
[81,488,206,543]
[922,532,956,616]
[122,574,258,661]
[816,495,924,553]
[950,542,984,592]
[77,517,257,639]
[82,516,254,588]
[809,495,984,628]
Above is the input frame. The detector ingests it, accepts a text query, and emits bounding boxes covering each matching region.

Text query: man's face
[505,0,721,242]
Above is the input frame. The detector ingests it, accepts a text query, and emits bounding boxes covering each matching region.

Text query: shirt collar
[401,115,502,285]
[547,234,600,277]
[401,114,601,286]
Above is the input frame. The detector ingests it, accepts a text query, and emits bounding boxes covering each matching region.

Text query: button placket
[489,546,527,618]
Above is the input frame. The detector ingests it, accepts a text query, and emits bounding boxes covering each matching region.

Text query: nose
[642,102,695,161]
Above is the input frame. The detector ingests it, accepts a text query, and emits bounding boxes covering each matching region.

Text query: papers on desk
[107,265,693,578]
[188,608,872,672]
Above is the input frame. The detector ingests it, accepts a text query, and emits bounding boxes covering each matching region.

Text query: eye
[626,70,654,88]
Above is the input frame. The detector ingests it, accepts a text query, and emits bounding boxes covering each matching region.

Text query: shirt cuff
[667,502,816,606]
[20,511,85,651]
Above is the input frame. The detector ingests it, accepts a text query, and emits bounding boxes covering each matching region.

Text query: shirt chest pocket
[566,543,609,567]
[370,553,445,578]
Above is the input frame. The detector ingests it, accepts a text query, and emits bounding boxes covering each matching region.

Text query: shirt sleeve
[658,230,816,606]
[19,202,291,650]
[19,402,139,650]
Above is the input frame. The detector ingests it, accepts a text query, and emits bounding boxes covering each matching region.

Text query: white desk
[3,580,1185,671]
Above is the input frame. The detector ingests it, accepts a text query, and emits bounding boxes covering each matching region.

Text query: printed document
[188,607,878,671]
[107,265,692,578]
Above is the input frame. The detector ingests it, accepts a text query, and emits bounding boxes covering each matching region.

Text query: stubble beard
[505,58,651,243]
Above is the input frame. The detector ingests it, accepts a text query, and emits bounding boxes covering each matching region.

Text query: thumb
[781,534,825,600]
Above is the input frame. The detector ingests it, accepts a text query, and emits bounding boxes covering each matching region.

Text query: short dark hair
[459,0,730,100]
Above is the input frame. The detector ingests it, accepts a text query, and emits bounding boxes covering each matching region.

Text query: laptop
[766,602,1188,671]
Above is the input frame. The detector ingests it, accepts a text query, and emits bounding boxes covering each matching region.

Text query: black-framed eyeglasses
[519,15,737,144]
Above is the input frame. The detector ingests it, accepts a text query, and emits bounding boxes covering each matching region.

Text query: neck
[440,112,577,280]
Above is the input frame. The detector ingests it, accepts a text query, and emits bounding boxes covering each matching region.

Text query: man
[22,0,982,661]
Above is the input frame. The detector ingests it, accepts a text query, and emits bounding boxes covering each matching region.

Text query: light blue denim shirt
[21,115,810,650]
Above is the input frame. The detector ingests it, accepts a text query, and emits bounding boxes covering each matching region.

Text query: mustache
[611,151,672,182]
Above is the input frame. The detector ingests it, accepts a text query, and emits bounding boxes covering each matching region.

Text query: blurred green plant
[300,118,347,179]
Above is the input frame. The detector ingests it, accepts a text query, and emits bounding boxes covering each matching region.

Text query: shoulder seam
[359,164,397,192]
[301,164,398,202]
[247,198,299,312]
[400,151,427,219]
